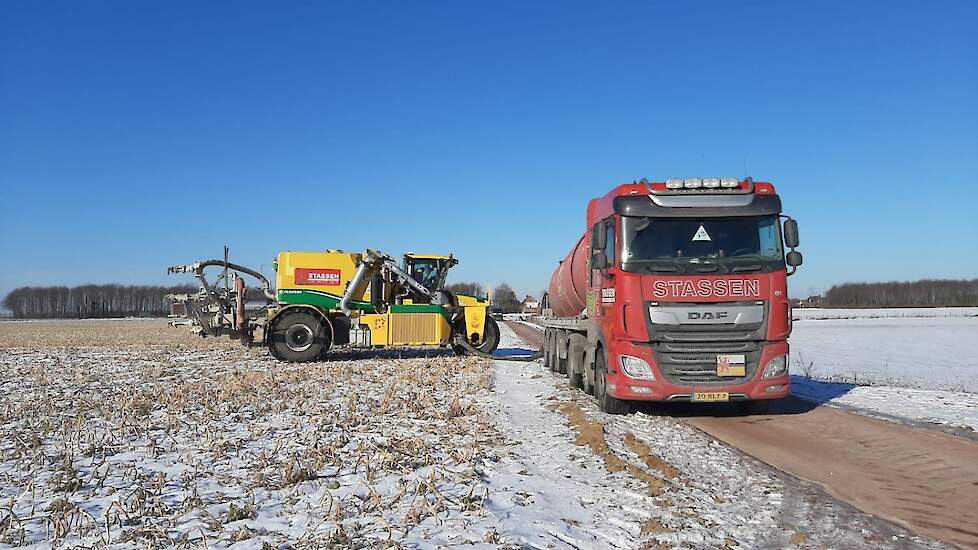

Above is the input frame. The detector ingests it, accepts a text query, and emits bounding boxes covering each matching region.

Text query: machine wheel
[452,317,501,356]
[567,334,585,389]
[269,311,330,363]
[594,348,630,415]
[736,399,772,415]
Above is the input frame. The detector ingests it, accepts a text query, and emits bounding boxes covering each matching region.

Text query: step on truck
[539,178,803,414]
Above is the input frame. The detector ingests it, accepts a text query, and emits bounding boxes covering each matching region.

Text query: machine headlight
[620,355,655,380]
[720,177,739,188]
[683,178,703,189]
[762,354,788,379]
[665,178,684,189]
[702,177,721,188]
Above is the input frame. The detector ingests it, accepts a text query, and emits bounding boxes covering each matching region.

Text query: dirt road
[506,321,978,549]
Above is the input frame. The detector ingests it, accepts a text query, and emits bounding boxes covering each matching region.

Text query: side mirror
[591,251,608,270]
[783,219,800,248]
[591,223,607,251]
[786,250,803,267]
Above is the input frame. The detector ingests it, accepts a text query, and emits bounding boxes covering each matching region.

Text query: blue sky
[2,1,976,301]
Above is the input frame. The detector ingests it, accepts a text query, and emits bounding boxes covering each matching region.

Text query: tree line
[823,278,978,308]
[2,284,196,319]
[446,282,523,313]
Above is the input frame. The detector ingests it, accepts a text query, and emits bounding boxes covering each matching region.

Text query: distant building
[521,295,541,314]
[792,295,822,308]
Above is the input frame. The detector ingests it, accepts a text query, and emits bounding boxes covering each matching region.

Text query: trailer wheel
[555,330,569,375]
[543,329,553,369]
[269,311,330,363]
[594,348,630,415]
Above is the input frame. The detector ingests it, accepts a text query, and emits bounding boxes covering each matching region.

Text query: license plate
[717,354,746,377]
[693,391,729,402]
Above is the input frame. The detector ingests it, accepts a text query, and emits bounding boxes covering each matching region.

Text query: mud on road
[506,321,978,549]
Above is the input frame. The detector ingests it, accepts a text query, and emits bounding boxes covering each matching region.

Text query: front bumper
[607,339,790,401]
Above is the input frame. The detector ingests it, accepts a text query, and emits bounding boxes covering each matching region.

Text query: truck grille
[652,338,760,385]
[646,300,769,387]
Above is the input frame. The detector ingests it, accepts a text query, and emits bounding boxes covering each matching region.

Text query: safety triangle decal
[692,225,711,241]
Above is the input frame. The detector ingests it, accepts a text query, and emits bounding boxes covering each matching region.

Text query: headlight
[665,178,684,189]
[702,177,721,188]
[620,355,655,380]
[762,354,788,379]
[683,178,703,189]
[720,177,739,188]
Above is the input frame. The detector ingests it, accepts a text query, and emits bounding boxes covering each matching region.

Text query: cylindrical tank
[547,234,589,317]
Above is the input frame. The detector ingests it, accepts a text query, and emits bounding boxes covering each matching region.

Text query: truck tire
[594,348,630,415]
[555,330,569,375]
[269,311,330,363]
[543,329,553,369]
[452,317,501,356]
[567,333,585,389]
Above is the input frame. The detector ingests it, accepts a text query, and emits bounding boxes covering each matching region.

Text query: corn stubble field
[0,320,502,548]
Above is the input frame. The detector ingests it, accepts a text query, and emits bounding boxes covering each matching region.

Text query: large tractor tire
[269,310,330,363]
[452,317,501,356]
[594,348,630,415]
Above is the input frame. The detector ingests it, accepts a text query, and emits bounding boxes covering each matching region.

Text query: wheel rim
[284,323,314,352]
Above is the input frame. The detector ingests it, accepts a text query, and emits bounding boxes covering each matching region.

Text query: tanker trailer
[538,178,803,414]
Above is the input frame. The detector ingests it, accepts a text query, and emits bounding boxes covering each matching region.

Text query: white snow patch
[793,307,978,320]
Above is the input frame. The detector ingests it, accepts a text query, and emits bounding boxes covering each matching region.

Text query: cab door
[590,217,619,329]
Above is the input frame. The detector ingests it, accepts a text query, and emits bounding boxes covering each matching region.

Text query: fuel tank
[547,234,589,317]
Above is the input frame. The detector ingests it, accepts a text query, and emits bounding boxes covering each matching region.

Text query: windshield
[621,216,783,273]
[408,259,448,291]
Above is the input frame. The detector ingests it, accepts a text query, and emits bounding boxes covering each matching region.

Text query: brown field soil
[0,318,235,349]
[0,319,498,547]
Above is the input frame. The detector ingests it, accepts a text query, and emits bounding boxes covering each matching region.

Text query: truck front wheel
[594,349,630,415]
[269,311,330,363]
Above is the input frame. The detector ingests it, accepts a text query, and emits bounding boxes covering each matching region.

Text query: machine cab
[402,253,458,293]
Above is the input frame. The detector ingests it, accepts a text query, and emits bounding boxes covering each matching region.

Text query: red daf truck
[539,177,803,414]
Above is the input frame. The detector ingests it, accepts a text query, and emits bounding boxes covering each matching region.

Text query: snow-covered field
[789,317,978,393]
[793,307,978,320]
[0,319,944,549]
[789,316,978,431]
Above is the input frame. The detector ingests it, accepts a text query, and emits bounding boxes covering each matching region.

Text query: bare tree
[491,283,521,313]
[823,279,978,308]
[445,282,485,298]
[2,284,196,319]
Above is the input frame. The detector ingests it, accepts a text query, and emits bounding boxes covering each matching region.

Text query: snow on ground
[0,320,951,549]
[0,340,506,548]
[793,307,978,320]
[488,325,942,549]
[789,317,978,393]
[792,377,978,432]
